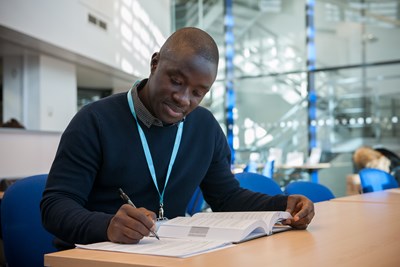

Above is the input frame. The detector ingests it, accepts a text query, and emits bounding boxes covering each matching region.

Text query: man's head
[142,27,219,124]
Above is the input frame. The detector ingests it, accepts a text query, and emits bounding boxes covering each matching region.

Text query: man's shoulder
[94,92,126,106]
[71,91,129,127]
[185,106,223,134]
[81,92,127,113]
[189,106,214,118]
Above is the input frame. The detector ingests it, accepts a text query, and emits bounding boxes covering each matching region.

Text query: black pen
[118,188,160,240]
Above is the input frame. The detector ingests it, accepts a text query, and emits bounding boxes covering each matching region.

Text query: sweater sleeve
[40,105,113,246]
[201,118,288,212]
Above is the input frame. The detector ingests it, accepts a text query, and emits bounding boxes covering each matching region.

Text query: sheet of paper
[76,237,233,258]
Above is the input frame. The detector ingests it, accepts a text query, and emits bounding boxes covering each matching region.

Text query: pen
[118,188,160,240]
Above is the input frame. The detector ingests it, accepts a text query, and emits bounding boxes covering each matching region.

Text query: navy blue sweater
[40,91,288,247]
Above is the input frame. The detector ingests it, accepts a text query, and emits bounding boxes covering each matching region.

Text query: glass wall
[173,0,309,165]
[314,0,400,157]
[172,0,400,168]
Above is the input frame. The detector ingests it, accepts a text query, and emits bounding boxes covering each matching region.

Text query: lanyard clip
[158,203,164,220]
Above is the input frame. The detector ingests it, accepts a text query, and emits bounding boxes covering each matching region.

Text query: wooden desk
[45,200,400,267]
[332,188,400,204]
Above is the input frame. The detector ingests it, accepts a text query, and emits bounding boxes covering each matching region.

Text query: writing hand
[283,194,315,229]
[107,205,157,244]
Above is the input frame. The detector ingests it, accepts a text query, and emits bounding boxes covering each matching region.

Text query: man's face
[146,51,218,124]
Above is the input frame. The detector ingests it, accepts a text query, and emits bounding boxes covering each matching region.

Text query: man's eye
[192,90,204,98]
[171,78,181,85]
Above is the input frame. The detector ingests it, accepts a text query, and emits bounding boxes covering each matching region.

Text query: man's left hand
[283,194,315,229]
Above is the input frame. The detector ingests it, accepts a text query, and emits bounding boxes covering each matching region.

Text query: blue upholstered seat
[284,181,335,203]
[186,187,205,216]
[235,172,283,196]
[1,174,56,267]
[359,168,399,193]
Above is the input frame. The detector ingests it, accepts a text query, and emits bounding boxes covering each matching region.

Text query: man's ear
[150,52,159,72]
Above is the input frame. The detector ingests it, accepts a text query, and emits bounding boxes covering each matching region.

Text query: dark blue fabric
[40,91,288,247]
[359,168,399,193]
[2,174,56,267]
[235,172,283,196]
[284,181,335,203]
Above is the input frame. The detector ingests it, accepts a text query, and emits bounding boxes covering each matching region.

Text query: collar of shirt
[132,79,184,128]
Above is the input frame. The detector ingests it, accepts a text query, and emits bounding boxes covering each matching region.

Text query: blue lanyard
[127,87,183,218]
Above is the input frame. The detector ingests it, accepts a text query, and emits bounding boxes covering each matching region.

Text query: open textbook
[77,211,292,258]
[157,211,292,243]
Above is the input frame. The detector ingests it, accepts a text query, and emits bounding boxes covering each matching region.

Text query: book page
[163,216,262,229]
[157,216,267,242]
[192,211,293,239]
[157,211,292,243]
[76,237,233,258]
[192,211,292,226]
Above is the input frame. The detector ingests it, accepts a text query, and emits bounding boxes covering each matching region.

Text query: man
[41,27,314,249]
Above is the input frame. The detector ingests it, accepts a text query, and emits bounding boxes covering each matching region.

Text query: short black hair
[160,27,219,66]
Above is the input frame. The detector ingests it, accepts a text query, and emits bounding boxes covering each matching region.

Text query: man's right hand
[107,204,157,244]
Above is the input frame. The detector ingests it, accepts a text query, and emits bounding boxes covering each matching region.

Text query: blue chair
[1,174,57,267]
[235,172,283,195]
[359,168,399,193]
[262,160,275,179]
[186,187,205,216]
[284,181,335,203]
[243,162,258,173]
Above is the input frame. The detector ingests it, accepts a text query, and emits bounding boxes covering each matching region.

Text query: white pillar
[3,55,23,124]
[3,53,77,131]
[37,55,77,131]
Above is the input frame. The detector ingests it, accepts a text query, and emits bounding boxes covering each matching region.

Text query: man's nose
[173,87,190,106]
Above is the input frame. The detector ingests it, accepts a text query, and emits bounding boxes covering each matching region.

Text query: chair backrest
[262,160,275,179]
[186,187,205,216]
[235,172,283,196]
[359,168,399,193]
[1,174,57,267]
[284,181,335,203]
